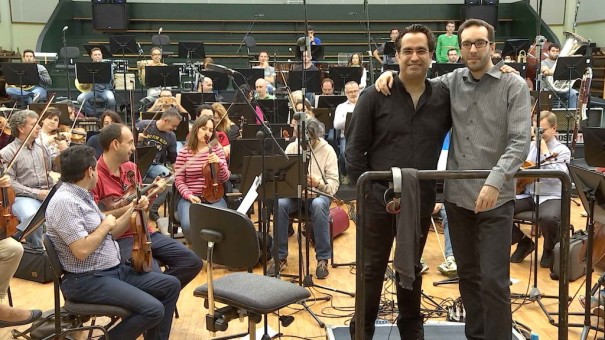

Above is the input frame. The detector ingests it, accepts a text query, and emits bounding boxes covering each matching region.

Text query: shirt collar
[462,60,504,82]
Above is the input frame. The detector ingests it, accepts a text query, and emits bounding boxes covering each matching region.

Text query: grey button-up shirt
[0,138,54,198]
[441,61,531,211]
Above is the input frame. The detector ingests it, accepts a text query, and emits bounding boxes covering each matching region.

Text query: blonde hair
[211,102,234,132]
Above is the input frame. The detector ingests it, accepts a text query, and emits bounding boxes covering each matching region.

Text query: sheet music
[237,174,261,214]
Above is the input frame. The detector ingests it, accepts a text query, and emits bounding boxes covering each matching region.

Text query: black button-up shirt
[345,77,452,217]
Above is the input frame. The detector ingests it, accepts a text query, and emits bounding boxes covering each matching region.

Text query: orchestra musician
[211,102,240,142]
[92,123,203,291]
[148,89,189,118]
[0,114,14,150]
[138,46,168,105]
[174,114,230,244]
[5,50,52,105]
[348,52,367,90]
[46,144,180,340]
[86,110,123,158]
[77,47,117,117]
[0,110,57,249]
[37,107,69,159]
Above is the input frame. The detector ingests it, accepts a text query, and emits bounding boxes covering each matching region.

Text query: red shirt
[92,155,153,237]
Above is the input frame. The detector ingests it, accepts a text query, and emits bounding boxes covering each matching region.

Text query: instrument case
[15,244,53,283]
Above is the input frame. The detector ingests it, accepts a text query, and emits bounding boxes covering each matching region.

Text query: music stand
[12,183,62,242]
[76,61,112,114]
[1,63,40,106]
[294,45,325,61]
[502,38,531,60]
[230,138,281,174]
[553,56,591,111]
[178,42,205,60]
[430,63,464,78]
[233,68,264,89]
[109,35,138,105]
[84,44,112,58]
[145,65,180,88]
[198,70,230,92]
[567,164,605,339]
[179,92,216,118]
[228,103,257,125]
[328,67,363,92]
[28,103,70,125]
[59,46,81,101]
[505,62,527,78]
[317,95,346,112]
[583,127,605,167]
[240,154,302,200]
[257,99,289,124]
[242,124,292,141]
[175,116,189,141]
[134,145,157,178]
[312,108,334,132]
[289,71,321,93]
[383,41,396,59]
[383,64,400,72]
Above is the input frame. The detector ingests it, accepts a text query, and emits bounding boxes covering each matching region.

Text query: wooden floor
[1,199,602,339]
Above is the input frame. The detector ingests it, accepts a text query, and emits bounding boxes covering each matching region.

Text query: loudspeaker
[92,3,128,31]
[464,5,498,30]
[465,0,481,4]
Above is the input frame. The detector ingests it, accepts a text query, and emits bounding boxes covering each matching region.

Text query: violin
[127,170,153,273]
[201,137,224,203]
[0,162,18,240]
[98,176,172,212]
[515,153,559,195]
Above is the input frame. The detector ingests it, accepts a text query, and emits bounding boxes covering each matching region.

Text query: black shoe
[510,237,535,263]
[316,259,329,279]
[267,259,287,277]
[149,211,160,222]
[288,223,294,237]
[540,250,554,268]
[0,309,42,328]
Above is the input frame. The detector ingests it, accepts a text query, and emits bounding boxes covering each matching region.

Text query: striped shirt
[0,138,54,198]
[440,61,531,211]
[174,145,230,201]
[46,182,120,274]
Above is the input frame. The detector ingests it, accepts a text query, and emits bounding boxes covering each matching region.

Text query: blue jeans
[146,164,171,180]
[338,136,347,176]
[12,196,43,249]
[77,90,116,116]
[61,265,180,340]
[277,196,331,260]
[117,232,203,288]
[439,205,453,258]
[6,86,47,104]
[178,197,227,244]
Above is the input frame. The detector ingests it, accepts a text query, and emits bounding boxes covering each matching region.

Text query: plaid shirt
[46,182,121,274]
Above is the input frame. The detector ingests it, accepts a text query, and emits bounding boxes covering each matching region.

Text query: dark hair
[99,110,122,128]
[307,25,315,31]
[447,48,458,54]
[458,19,495,45]
[395,24,436,53]
[196,104,214,117]
[321,78,334,87]
[446,21,456,26]
[234,84,252,103]
[91,47,101,54]
[258,51,269,57]
[348,53,364,67]
[186,115,215,153]
[41,107,61,121]
[99,123,127,151]
[549,43,561,51]
[161,107,182,120]
[59,145,97,183]
[390,28,399,34]
[22,49,35,57]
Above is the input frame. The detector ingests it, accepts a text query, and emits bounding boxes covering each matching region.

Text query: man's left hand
[500,64,519,75]
[474,185,499,213]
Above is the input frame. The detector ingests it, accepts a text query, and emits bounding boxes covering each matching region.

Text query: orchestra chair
[42,235,131,339]
[167,185,186,242]
[514,210,541,240]
[189,204,310,340]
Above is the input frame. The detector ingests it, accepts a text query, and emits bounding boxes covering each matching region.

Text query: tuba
[544,31,588,94]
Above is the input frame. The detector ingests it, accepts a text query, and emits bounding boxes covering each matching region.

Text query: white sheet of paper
[237,174,261,214]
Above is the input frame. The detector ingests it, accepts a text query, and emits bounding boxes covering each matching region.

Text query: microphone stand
[62,29,72,101]
[363,0,375,84]
[236,14,260,62]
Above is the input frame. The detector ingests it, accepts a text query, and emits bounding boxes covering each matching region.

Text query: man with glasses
[334,81,359,185]
[374,19,530,340]
[510,111,569,268]
[139,47,168,108]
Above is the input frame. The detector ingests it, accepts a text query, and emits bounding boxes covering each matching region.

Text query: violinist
[198,105,231,158]
[37,107,69,159]
[175,115,230,244]
[92,123,203,291]
[211,102,240,142]
[0,110,56,249]
[268,117,338,279]
[0,114,14,150]
[87,110,123,158]
[510,111,570,268]
[46,144,180,340]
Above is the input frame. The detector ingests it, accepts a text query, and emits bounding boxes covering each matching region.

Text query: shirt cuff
[484,171,505,192]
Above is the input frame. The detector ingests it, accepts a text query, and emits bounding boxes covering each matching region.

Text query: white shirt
[334,100,356,138]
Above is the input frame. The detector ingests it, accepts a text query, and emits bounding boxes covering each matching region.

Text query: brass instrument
[571,66,593,159]
[517,50,527,63]
[75,79,92,93]
[544,31,588,94]
[7,84,34,91]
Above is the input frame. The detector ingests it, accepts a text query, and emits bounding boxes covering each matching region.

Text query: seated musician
[197,105,231,157]
[0,110,57,249]
[175,115,230,244]
[5,49,51,105]
[86,110,123,158]
[510,111,570,268]
[348,52,367,90]
[268,117,338,279]
[253,51,276,85]
[148,89,189,118]
[0,114,14,150]
[197,77,224,103]
[333,81,359,185]
[46,144,180,340]
[93,124,203,291]
[292,51,319,72]
[139,46,168,105]
[255,79,275,100]
[77,47,117,117]
[137,108,181,221]
[211,102,240,142]
[37,107,69,159]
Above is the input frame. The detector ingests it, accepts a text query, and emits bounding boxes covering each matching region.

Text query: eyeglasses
[461,40,490,49]
[400,48,429,56]
[345,90,359,94]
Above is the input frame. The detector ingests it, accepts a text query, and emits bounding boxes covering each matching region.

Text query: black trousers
[511,197,561,252]
[444,200,514,340]
[350,197,430,340]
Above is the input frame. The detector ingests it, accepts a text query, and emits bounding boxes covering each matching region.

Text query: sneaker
[316,259,329,279]
[420,258,429,274]
[31,92,40,104]
[267,259,287,277]
[540,250,554,268]
[510,237,535,263]
[438,256,457,277]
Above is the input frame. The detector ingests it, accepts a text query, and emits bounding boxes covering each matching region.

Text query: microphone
[288,47,296,56]
[207,63,235,75]
[158,27,163,34]
[62,26,68,32]
[253,13,265,17]
[137,43,144,55]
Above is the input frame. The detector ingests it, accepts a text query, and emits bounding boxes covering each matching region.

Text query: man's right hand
[37,190,49,201]
[375,71,395,95]
[103,214,118,233]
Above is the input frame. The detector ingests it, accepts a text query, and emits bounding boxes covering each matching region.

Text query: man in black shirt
[346,24,452,339]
